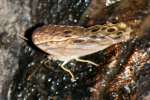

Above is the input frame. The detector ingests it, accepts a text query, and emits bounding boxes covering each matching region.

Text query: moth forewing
[32,23,132,81]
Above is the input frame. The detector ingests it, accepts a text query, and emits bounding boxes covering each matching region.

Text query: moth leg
[61,60,76,82]
[75,58,99,66]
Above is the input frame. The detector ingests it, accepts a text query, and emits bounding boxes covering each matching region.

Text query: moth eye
[107,27,117,32]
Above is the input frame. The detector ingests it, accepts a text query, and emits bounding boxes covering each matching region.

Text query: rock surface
[0,0,89,99]
[0,0,150,100]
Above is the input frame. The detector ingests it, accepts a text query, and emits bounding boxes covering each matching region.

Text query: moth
[32,23,132,81]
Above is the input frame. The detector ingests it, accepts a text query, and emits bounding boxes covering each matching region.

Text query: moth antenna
[17,33,28,41]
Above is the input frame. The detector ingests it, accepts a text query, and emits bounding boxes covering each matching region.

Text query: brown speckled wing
[32,23,132,61]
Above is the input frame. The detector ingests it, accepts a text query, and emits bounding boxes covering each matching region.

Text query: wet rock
[0,0,150,100]
[0,0,89,99]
